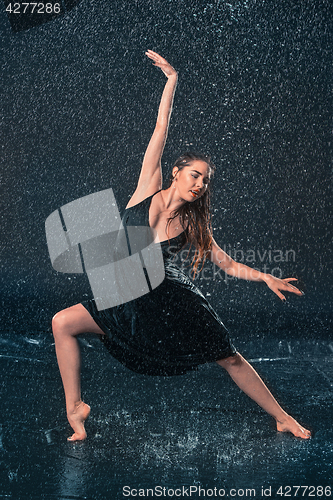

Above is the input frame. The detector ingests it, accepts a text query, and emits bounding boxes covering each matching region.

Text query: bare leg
[217,353,311,439]
[52,304,104,441]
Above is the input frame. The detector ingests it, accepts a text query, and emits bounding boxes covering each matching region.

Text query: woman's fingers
[146,49,164,60]
[145,50,166,64]
[145,50,159,59]
[270,284,286,301]
[270,289,285,300]
[145,49,159,57]
[282,278,303,295]
[283,278,298,284]
[266,275,304,300]
[145,50,175,72]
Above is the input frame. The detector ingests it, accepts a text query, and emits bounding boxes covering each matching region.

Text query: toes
[300,428,311,439]
[295,424,311,439]
[276,418,311,439]
[295,431,307,439]
[67,432,86,442]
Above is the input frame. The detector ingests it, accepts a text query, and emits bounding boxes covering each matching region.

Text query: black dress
[81,191,236,376]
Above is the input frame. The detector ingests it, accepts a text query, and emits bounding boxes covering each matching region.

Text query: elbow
[225,260,237,276]
[155,118,169,129]
[215,258,236,276]
[226,267,236,277]
[153,121,169,137]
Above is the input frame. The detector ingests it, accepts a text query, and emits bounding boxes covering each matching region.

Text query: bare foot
[67,401,91,442]
[276,415,311,439]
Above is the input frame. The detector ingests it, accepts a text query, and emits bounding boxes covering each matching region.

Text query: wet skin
[172,160,211,203]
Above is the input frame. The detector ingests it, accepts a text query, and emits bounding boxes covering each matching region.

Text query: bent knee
[216,352,243,369]
[52,309,72,336]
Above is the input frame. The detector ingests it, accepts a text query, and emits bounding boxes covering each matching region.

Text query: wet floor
[0,332,332,499]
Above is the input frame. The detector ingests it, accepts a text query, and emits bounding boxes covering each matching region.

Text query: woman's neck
[159,186,187,213]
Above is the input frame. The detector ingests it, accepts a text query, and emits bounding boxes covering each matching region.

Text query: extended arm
[209,238,303,301]
[127,51,178,206]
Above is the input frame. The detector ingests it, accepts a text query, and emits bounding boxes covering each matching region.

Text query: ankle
[67,400,84,415]
[275,410,291,424]
[74,400,84,412]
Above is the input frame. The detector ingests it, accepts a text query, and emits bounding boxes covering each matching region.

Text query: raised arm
[209,238,303,301]
[126,51,178,208]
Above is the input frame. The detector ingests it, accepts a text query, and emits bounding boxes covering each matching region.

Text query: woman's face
[173,160,211,202]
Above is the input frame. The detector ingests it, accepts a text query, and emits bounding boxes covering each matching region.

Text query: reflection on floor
[0,332,332,499]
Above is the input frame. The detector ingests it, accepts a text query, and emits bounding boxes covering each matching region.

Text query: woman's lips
[190,190,200,197]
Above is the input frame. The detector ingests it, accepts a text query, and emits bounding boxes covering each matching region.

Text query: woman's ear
[172,167,179,179]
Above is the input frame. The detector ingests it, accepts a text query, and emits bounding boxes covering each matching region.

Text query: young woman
[52,50,311,442]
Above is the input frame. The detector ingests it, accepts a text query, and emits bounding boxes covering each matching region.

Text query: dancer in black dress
[52,50,311,442]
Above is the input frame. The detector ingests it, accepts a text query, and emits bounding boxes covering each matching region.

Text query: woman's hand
[263,275,304,301]
[145,50,177,79]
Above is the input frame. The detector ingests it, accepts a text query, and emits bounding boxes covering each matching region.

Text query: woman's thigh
[52,303,105,336]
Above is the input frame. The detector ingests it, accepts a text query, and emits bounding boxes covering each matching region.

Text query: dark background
[0,2,332,498]
[0,0,331,339]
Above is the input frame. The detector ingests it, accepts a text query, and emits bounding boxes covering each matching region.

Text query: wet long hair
[166,152,215,278]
